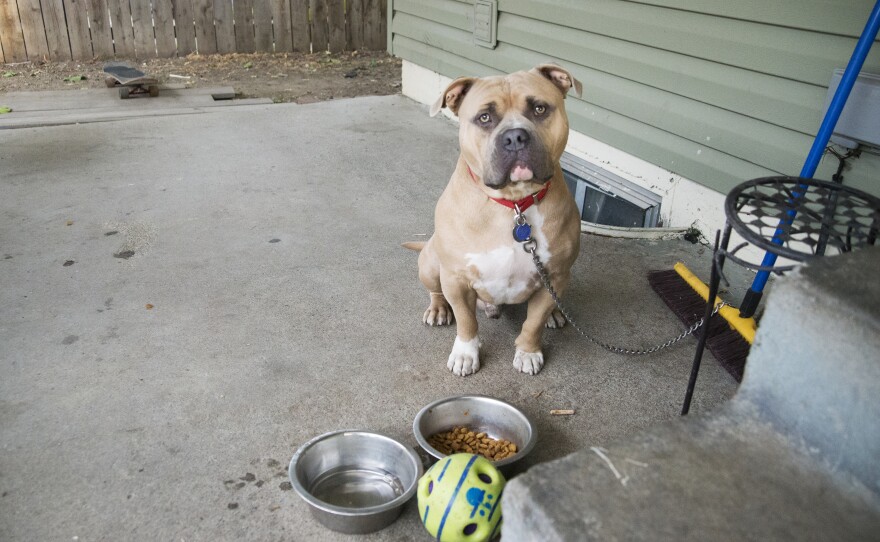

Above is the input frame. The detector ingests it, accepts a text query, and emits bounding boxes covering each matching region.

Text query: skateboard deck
[103,63,159,99]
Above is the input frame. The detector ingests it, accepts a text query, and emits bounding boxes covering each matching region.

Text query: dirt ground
[0,50,401,104]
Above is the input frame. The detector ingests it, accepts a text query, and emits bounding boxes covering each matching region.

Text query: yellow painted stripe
[673,262,756,344]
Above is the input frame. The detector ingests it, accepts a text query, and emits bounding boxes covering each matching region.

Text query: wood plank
[192,0,217,54]
[347,0,363,51]
[0,0,27,63]
[377,0,387,51]
[253,0,273,52]
[363,0,384,50]
[213,0,236,53]
[40,0,72,60]
[87,0,114,58]
[291,0,310,52]
[153,0,176,56]
[16,0,50,61]
[108,0,136,57]
[310,0,328,53]
[233,0,255,53]
[130,0,156,57]
[172,0,198,55]
[63,0,94,60]
[271,0,293,52]
[327,0,345,52]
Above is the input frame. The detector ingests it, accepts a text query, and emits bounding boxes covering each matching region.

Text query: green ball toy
[417,454,506,541]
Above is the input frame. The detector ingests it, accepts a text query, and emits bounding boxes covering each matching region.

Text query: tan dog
[405,65,583,376]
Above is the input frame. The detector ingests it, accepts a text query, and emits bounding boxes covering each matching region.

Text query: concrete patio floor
[0,95,744,540]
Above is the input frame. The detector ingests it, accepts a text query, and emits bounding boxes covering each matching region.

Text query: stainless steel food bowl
[288,430,423,534]
[413,395,537,469]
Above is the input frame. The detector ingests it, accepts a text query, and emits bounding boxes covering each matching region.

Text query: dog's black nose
[502,128,530,152]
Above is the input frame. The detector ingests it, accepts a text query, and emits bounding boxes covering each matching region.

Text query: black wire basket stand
[682,176,880,414]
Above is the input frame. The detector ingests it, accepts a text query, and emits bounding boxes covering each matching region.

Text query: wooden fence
[0,0,386,63]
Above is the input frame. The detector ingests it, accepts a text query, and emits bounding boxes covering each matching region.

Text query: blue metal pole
[739,0,880,318]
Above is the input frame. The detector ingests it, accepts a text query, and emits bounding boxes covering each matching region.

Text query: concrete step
[502,247,880,541]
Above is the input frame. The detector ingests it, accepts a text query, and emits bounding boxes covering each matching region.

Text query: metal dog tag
[513,223,532,242]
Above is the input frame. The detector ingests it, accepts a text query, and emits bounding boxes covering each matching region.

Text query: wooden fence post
[192,0,217,55]
[38,0,71,60]
[233,0,255,53]
[363,0,385,51]
[214,0,236,54]
[254,1,273,52]
[172,0,198,56]
[64,0,94,60]
[0,0,28,63]
[130,0,157,58]
[17,0,50,61]
[291,0,310,52]
[271,0,293,53]
[310,0,328,53]
[108,0,136,57]
[153,0,176,57]
[328,0,345,52]
[347,0,364,51]
[87,0,114,58]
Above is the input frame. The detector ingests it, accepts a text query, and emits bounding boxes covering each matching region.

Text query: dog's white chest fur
[465,207,552,305]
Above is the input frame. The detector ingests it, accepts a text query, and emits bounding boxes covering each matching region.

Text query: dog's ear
[430,77,477,117]
[531,64,582,99]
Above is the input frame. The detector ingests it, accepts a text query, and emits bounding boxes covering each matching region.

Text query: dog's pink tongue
[510,165,534,182]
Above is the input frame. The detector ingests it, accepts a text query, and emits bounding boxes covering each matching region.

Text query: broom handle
[739,0,880,318]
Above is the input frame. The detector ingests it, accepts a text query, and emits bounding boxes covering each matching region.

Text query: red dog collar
[467,166,551,212]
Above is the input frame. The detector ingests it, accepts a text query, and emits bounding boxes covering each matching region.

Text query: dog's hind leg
[477,299,501,319]
[423,291,453,326]
[417,241,454,326]
[545,309,566,329]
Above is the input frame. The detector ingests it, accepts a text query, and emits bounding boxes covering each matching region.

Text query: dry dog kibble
[427,426,518,462]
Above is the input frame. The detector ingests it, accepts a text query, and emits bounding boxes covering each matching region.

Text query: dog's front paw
[423,299,454,326]
[513,349,545,375]
[447,336,481,376]
[545,309,566,329]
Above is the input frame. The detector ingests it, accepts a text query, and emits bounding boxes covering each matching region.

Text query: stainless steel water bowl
[288,430,423,534]
[413,395,537,469]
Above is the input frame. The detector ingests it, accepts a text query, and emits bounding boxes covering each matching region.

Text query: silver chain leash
[514,206,727,356]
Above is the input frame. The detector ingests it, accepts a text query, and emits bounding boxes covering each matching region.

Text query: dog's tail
[401,241,426,252]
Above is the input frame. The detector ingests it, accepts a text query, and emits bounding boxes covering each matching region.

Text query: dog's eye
[534,104,546,116]
[479,113,491,124]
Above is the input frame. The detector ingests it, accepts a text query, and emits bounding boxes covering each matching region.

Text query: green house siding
[390,0,880,197]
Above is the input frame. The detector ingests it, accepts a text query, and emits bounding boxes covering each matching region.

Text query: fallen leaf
[2,71,16,77]
[0,106,12,114]
[145,304,154,310]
